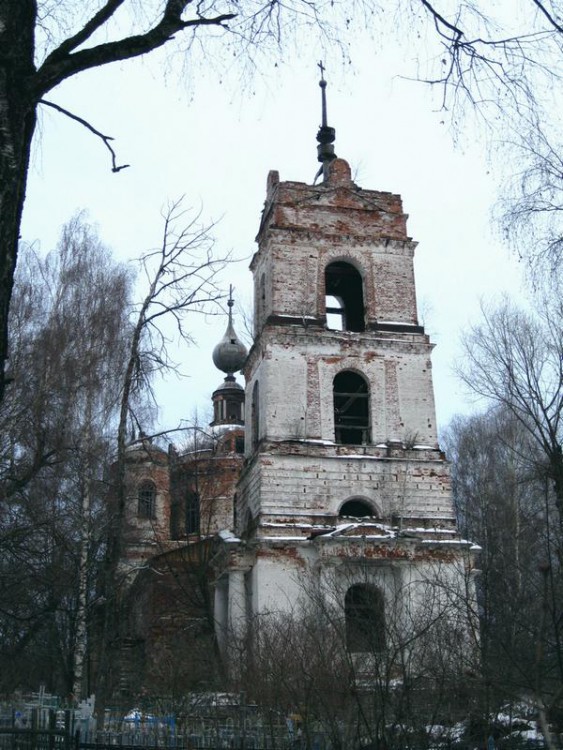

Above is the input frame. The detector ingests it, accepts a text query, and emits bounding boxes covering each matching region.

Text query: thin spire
[319,61,328,127]
[314,61,336,183]
[227,283,234,327]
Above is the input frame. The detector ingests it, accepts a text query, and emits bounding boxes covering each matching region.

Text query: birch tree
[0,198,228,696]
[0,216,133,694]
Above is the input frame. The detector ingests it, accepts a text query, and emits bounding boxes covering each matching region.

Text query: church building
[213,73,476,668]
[113,73,476,695]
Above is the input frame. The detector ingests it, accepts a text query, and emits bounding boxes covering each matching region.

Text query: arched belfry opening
[325,262,365,332]
[340,498,376,519]
[333,371,370,445]
[345,584,385,653]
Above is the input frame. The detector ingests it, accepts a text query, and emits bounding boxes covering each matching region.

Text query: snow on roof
[274,314,318,320]
[210,423,244,436]
[257,536,308,542]
[262,521,332,529]
[403,527,458,535]
[289,438,336,445]
[218,529,240,543]
[378,320,419,326]
[323,522,395,539]
[419,538,478,547]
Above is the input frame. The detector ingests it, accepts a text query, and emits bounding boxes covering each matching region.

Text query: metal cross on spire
[314,61,336,183]
[318,61,328,127]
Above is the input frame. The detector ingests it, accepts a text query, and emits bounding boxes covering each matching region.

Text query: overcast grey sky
[21,34,525,437]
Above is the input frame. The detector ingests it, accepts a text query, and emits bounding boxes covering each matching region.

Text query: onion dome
[210,287,247,429]
[212,287,248,376]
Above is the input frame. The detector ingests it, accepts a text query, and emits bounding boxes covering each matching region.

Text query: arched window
[185,491,200,535]
[333,371,370,445]
[345,584,385,652]
[138,482,156,519]
[325,262,365,332]
[251,380,260,450]
[340,499,376,519]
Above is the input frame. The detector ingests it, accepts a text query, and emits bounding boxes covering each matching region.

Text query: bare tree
[458,296,563,528]
[235,559,479,750]
[5,1,563,402]
[96,199,228,704]
[0,201,229,697]
[498,119,563,275]
[0,216,133,695]
[444,408,563,719]
[0,0,242,402]
[114,198,227,551]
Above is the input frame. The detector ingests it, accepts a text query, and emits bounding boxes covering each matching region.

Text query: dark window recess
[325,262,365,332]
[227,401,241,422]
[251,381,260,450]
[345,584,385,652]
[235,436,245,454]
[259,273,266,323]
[340,499,375,518]
[138,483,156,519]
[215,397,243,424]
[333,371,370,445]
[185,491,200,535]
[170,501,180,539]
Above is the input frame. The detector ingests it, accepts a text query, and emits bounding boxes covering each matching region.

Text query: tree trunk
[73,422,93,702]
[95,298,148,707]
[0,1,37,402]
[550,445,563,533]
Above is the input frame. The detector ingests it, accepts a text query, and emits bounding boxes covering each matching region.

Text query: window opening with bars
[333,371,370,445]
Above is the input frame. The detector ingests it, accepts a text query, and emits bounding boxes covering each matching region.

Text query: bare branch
[42,0,127,61]
[530,0,563,34]
[419,0,464,42]
[34,2,236,96]
[39,99,129,172]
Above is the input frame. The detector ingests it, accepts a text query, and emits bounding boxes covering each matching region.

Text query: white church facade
[213,145,476,660]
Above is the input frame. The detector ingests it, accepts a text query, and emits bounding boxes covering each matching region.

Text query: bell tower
[215,71,474,653]
[247,155,433,451]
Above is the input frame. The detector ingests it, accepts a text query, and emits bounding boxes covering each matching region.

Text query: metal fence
[0,695,552,750]
[0,701,328,750]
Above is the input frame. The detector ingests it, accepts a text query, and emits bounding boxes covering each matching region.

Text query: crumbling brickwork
[109,428,244,696]
[216,157,476,657]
